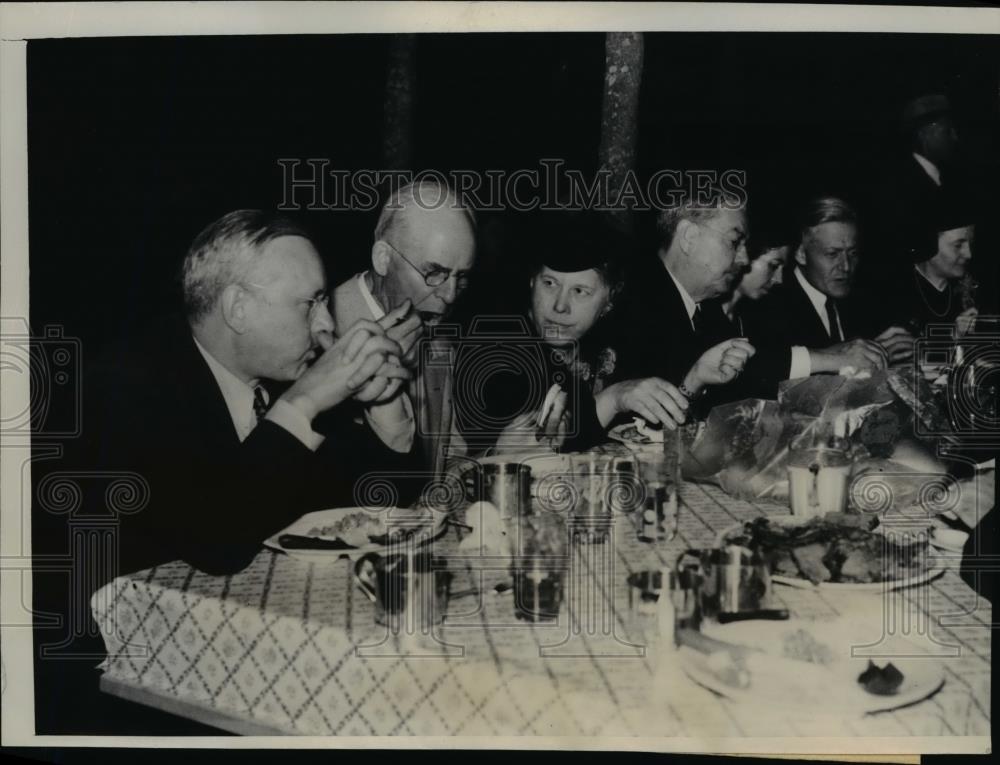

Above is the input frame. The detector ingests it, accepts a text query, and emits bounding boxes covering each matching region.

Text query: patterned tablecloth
[91,480,992,740]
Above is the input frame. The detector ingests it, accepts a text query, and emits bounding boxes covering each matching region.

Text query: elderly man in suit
[887,93,960,258]
[744,196,913,375]
[332,180,477,478]
[81,210,414,578]
[612,189,758,416]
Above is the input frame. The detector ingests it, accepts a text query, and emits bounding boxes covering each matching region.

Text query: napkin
[458,501,512,557]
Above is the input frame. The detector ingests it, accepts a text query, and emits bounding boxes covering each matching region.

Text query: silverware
[278,534,357,550]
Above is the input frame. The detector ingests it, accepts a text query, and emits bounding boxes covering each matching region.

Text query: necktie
[825,299,843,343]
[692,305,709,337]
[253,385,269,422]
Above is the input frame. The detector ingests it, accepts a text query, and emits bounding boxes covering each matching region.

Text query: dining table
[90,446,992,750]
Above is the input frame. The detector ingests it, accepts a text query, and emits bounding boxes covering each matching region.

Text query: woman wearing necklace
[903,195,978,337]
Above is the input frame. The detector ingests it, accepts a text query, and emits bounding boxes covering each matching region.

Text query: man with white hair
[84,209,414,577]
[332,180,477,477]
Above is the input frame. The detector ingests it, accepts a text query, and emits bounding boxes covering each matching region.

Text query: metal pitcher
[676,545,788,625]
[467,461,532,520]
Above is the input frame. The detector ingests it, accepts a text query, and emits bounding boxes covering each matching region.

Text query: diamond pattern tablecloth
[91,482,992,738]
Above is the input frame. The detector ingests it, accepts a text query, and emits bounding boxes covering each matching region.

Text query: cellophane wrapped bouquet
[681,369,953,503]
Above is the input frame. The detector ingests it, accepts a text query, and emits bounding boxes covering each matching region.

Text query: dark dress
[893,267,968,334]
[452,315,611,455]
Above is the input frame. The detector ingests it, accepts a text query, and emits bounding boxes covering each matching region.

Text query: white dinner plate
[682,616,945,716]
[264,506,449,562]
[716,516,945,591]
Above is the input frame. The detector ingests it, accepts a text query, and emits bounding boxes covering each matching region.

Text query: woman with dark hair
[896,192,978,336]
[721,223,796,334]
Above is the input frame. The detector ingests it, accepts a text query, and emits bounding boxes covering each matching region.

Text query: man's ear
[372,241,391,277]
[221,284,248,333]
[678,219,699,256]
[794,244,807,268]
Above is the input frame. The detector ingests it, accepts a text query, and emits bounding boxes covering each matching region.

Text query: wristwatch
[678,382,703,400]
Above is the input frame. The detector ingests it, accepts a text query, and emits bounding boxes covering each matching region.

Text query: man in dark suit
[860,92,961,319]
[612,189,757,415]
[80,210,416,579]
[743,196,910,375]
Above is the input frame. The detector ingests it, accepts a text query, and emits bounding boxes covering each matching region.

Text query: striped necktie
[253,385,269,422]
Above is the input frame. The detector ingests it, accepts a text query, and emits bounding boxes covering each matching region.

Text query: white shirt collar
[192,335,262,442]
[794,266,838,336]
[357,271,386,320]
[664,265,698,325]
[913,152,941,186]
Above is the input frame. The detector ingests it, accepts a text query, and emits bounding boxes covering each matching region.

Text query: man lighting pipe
[332,180,477,477]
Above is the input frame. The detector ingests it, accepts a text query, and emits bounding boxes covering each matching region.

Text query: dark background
[28,33,1000,355]
[25,32,1000,736]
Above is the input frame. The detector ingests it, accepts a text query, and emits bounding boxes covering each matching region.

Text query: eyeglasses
[383,241,470,290]
[242,281,330,317]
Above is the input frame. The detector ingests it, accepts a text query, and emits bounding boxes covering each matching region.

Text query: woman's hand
[955,307,978,337]
[597,377,689,429]
[493,407,569,453]
[683,338,756,395]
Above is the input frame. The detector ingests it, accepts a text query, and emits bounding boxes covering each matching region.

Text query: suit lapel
[165,321,244,447]
[787,277,835,347]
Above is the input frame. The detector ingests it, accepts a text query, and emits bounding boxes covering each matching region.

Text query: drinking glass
[634,431,681,541]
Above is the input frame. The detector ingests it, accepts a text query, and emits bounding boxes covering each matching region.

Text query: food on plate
[725,514,931,585]
[857,660,904,696]
[305,506,436,547]
[633,417,665,443]
[613,417,664,445]
[306,511,374,543]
